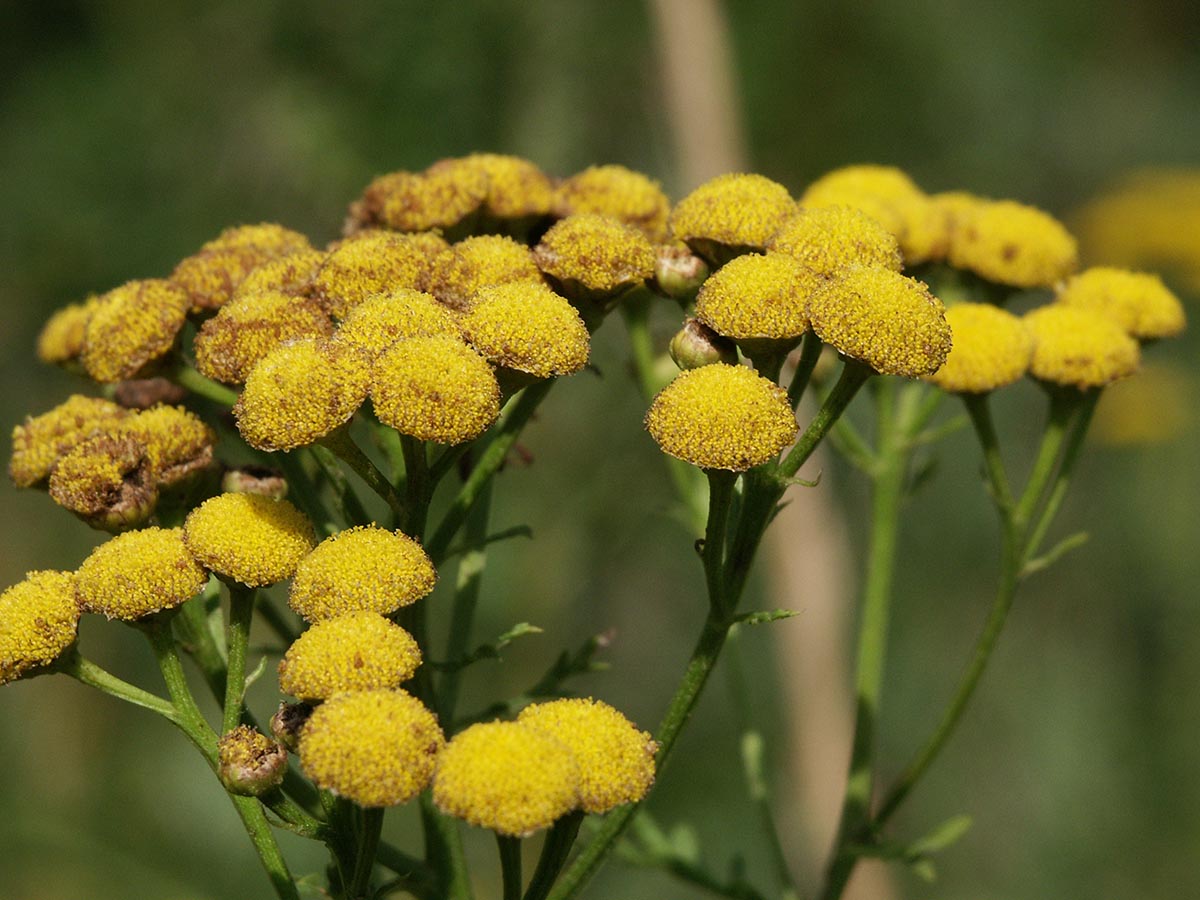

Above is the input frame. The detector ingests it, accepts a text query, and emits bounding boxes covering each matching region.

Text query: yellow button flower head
[288,525,437,622]
[171,223,313,312]
[1055,267,1186,340]
[76,527,208,620]
[433,721,579,836]
[554,165,672,241]
[279,612,422,701]
[9,395,128,488]
[694,253,820,342]
[310,231,437,319]
[184,493,315,587]
[48,435,156,531]
[926,303,1033,393]
[194,289,334,385]
[235,338,371,451]
[645,364,798,471]
[231,248,326,301]
[1023,305,1140,389]
[462,282,590,378]
[117,405,216,485]
[768,206,903,278]
[81,279,191,383]
[37,296,102,366]
[299,689,444,808]
[668,173,796,264]
[0,571,80,685]
[355,161,488,234]
[807,267,951,377]
[335,289,462,360]
[372,336,501,445]
[426,235,543,311]
[533,213,656,297]
[461,153,555,220]
[948,199,1078,288]
[518,698,657,814]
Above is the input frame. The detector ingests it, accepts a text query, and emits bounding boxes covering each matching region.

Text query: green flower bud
[669,318,739,371]
[652,245,710,303]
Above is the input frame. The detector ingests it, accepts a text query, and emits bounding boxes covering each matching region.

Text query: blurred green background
[2,2,1197,898]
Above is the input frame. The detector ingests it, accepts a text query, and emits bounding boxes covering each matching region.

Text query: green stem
[401,435,431,538]
[778,360,873,478]
[1024,390,1099,559]
[321,426,407,523]
[349,807,385,898]
[57,649,180,722]
[963,393,1014,512]
[523,811,584,900]
[703,470,736,614]
[787,331,823,408]
[309,444,374,527]
[169,360,240,406]
[1013,389,1079,529]
[421,793,473,900]
[223,584,256,735]
[498,834,524,900]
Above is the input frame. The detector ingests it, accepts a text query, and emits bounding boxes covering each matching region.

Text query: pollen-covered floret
[48,435,155,530]
[0,571,80,685]
[279,613,421,701]
[768,206,903,277]
[37,297,101,365]
[335,289,462,359]
[518,698,656,814]
[554,165,671,241]
[218,725,287,797]
[9,395,128,488]
[310,231,438,319]
[1023,305,1140,389]
[645,364,798,471]
[425,235,543,311]
[926,304,1033,393]
[433,721,579,836]
[356,161,488,233]
[668,173,795,259]
[76,527,208,620]
[533,213,655,294]
[371,336,501,445]
[462,283,590,378]
[81,280,191,383]
[184,493,315,587]
[948,200,1078,288]
[299,689,444,808]
[461,153,555,220]
[231,249,326,301]
[116,405,215,485]
[694,253,820,341]
[1055,267,1186,340]
[171,223,313,312]
[808,267,951,378]
[235,338,371,451]
[288,525,436,622]
[194,289,334,384]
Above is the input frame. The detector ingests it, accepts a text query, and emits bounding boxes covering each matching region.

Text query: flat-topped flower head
[335,289,462,360]
[81,280,190,383]
[926,303,1033,393]
[232,249,326,301]
[195,290,333,385]
[694,253,820,342]
[518,698,656,814]
[807,267,951,377]
[76,527,207,620]
[354,162,488,234]
[948,200,1078,288]
[299,689,444,808]
[171,224,313,312]
[117,405,215,486]
[767,206,903,277]
[279,613,421,701]
[554,165,671,241]
[9,395,128,488]
[462,282,590,378]
[645,364,798,471]
[1055,267,1186,340]
[288,525,436,621]
[0,571,80,685]
[372,336,501,444]
[1023,305,1140,389]
[310,231,437,319]
[48,435,156,531]
[184,493,315,587]
[235,338,371,451]
[533,213,655,300]
[433,721,579,836]
[426,235,543,311]
[37,297,102,366]
[668,173,795,265]
[461,153,555,220]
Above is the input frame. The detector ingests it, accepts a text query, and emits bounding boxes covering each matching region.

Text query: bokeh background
[2,2,1198,898]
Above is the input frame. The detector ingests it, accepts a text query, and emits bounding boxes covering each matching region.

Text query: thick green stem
[524,811,585,900]
[421,793,473,900]
[498,834,524,900]
[401,435,431,539]
[778,360,873,479]
[223,584,256,735]
[349,807,385,898]
[321,426,407,524]
[168,360,240,406]
[787,332,824,408]
[703,470,736,613]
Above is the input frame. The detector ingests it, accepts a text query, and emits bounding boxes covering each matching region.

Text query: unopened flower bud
[218,725,288,796]
[652,246,710,303]
[271,701,314,753]
[669,318,738,371]
[222,465,289,500]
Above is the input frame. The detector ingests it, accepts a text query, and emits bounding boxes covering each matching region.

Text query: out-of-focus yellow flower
[1055,267,1186,340]
[354,160,488,234]
[0,571,80,685]
[948,200,1078,288]
[1023,305,1140,389]
[171,223,313,312]
[81,280,191,383]
[36,297,102,366]
[184,493,315,587]
[1091,362,1191,445]
[461,153,556,221]
[76,527,208,620]
[925,303,1033,393]
[555,165,671,241]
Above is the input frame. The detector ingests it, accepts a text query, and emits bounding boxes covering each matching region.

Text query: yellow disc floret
[518,698,656,814]
[117,405,215,485]
[433,721,579,836]
[948,200,1078,288]
[9,395,128,488]
[232,249,326,301]
[767,206,903,277]
[37,297,101,366]
[235,339,371,451]
[76,527,208,620]
[1023,305,1140,389]
[644,364,798,471]
[311,231,436,319]
[668,173,796,258]
[426,235,543,311]
[926,303,1033,393]
[694,253,820,341]
[171,224,313,312]
[371,336,501,444]
[299,689,444,807]
[533,213,655,294]
[462,153,555,220]
[462,283,590,378]
[0,571,80,685]
[81,279,191,383]
[335,289,462,360]
[279,612,421,701]
[184,493,315,586]
[1055,267,1186,340]
[358,161,488,233]
[554,165,671,241]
